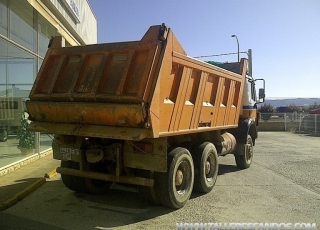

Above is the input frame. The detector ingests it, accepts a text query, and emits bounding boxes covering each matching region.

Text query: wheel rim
[205,153,215,182]
[175,169,183,186]
[174,160,192,196]
[205,161,210,175]
[245,139,253,164]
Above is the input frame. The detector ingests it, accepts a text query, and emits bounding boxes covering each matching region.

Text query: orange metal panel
[27,101,146,127]
[28,122,151,141]
[172,52,243,82]
[190,71,207,129]
[169,66,192,131]
[30,26,161,104]
[98,52,132,95]
[28,24,248,140]
[199,74,218,126]
[215,78,226,126]
[225,80,236,125]
[232,81,241,124]
[242,109,257,120]
[74,53,108,96]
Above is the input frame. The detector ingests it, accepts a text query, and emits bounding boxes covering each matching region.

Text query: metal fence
[259,112,319,135]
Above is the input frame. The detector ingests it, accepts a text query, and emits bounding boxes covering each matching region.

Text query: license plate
[60,147,80,155]
[62,153,71,161]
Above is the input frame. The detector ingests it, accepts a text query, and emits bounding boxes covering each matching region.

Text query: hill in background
[265,98,320,108]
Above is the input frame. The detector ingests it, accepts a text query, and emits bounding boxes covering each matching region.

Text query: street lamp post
[231,35,239,62]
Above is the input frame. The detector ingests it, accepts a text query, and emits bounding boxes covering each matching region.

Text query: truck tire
[84,178,112,194]
[60,161,88,193]
[0,129,8,142]
[155,147,194,209]
[137,170,159,205]
[61,161,112,194]
[234,135,253,169]
[84,162,113,194]
[61,161,89,193]
[60,161,78,191]
[192,142,218,193]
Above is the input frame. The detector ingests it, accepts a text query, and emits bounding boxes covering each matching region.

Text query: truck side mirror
[259,88,265,103]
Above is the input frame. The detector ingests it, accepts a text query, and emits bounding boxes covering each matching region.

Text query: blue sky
[88,0,320,99]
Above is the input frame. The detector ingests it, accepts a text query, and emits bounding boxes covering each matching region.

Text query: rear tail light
[132,142,153,154]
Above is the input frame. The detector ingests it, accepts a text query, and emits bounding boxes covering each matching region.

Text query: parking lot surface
[0,132,319,229]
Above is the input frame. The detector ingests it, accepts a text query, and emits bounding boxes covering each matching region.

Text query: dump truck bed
[27,24,247,140]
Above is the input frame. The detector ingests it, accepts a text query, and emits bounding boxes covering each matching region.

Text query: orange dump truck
[26,24,265,209]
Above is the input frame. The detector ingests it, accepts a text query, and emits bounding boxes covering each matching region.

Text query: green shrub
[16,114,35,149]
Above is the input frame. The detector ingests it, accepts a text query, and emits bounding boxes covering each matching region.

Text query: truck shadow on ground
[218,163,242,175]
[75,163,242,227]
[1,163,242,229]
[0,212,65,230]
[0,177,42,204]
[191,163,241,199]
[78,163,241,209]
[0,179,174,229]
[71,183,175,227]
[64,163,242,228]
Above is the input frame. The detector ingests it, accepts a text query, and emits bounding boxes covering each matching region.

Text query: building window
[0,0,8,37]
[9,0,36,52]
[38,13,58,57]
[0,0,95,171]
[0,38,36,86]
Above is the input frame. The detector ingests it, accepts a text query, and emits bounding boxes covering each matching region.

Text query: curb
[0,168,57,212]
[45,169,57,179]
[0,149,53,177]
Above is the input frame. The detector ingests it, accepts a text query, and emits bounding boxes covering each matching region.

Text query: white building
[0,0,97,170]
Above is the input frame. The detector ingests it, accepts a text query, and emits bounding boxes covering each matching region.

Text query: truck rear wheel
[60,161,78,191]
[60,161,112,194]
[137,170,159,205]
[234,135,253,169]
[84,162,113,194]
[156,147,194,209]
[192,142,218,193]
[60,161,88,193]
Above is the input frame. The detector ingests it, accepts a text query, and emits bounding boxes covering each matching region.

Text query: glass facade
[0,0,58,169]
[0,0,8,37]
[10,0,36,52]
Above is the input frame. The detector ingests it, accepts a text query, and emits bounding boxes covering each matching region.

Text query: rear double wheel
[155,147,194,209]
[85,162,113,194]
[60,161,112,194]
[191,142,219,193]
[137,170,159,205]
[60,161,78,191]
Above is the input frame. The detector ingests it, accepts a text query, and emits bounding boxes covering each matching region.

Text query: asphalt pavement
[0,153,59,211]
[0,132,319,230]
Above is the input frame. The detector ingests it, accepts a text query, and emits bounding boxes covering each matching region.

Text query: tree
[309,102,320,111]
[258,103,275,121]
[287,103,301,113]
[258,103,275,113]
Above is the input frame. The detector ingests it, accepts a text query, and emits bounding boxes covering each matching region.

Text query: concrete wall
[258,121,300,132]
[39,0,97,45]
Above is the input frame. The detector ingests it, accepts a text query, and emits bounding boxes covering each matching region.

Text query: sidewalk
[0,152,60,211]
